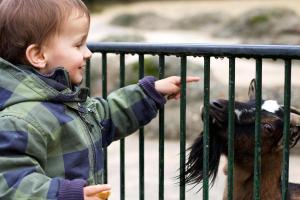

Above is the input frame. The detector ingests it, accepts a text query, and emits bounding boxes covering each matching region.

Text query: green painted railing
[86,42,300,200]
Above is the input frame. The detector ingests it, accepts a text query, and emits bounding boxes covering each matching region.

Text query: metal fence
[86,42,300,200]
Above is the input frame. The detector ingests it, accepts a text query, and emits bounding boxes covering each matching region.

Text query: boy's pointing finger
[186,76,200,83]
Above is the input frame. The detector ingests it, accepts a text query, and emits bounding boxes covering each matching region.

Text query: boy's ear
[25,44,46,69]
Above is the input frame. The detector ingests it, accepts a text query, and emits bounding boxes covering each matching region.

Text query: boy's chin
[75,80,83,86]
[71,78,83,86]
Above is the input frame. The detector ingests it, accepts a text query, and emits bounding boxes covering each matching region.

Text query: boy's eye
[75,44,82,48]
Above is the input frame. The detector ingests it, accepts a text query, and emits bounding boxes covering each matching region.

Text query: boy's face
[41,12,92,85]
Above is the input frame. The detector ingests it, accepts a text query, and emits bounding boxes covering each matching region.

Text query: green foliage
[127,58,159,84]
[214,7,300,43]
[248,15,269,26]
[246,8,295,27]
[172,12,227,30]
[110,12,173,30]
[110,13,138,26]
[84,0,104,13]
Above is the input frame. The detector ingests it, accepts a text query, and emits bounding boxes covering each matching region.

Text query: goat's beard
[182,120,224,189]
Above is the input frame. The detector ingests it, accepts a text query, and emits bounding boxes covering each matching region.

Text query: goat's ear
[248,79,256,101]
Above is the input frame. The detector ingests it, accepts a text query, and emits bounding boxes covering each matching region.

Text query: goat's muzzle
[201,99,228,127]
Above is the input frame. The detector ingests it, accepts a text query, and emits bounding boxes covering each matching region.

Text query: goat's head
[183,79,300,188]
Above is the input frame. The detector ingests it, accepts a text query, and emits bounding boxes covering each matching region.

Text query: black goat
[184,79,300,200]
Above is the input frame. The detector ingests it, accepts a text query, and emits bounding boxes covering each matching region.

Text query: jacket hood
[0,58,89,110]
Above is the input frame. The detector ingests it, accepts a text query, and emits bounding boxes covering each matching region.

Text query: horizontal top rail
[88,42,300,59]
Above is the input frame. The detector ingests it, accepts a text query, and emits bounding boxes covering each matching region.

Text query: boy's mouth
[79,66,86,74]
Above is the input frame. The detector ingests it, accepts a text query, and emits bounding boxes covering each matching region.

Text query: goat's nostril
[212,100,224,109]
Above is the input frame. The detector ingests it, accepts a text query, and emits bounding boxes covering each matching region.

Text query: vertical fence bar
[101,53,108,99]
[253,57,262,200]
[203,56,210,200]
[102,53,108,183]
[227,57,235,200]
[139,54,145,200]
[179,56,187,200]
[120,53,126,200]
[282,59,291,200]
[85,59,91,94]
[159,55,165,200]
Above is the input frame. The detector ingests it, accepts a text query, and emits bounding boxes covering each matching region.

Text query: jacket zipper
[77,106,98,184]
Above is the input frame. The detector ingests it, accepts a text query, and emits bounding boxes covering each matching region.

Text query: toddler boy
[0,0,199,199]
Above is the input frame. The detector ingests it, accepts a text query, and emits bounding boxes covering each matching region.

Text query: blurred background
[85,0,300,45]
[83,1,300,199]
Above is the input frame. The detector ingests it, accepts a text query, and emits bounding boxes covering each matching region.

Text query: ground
[106,135,300,200]
[88,1,300,199]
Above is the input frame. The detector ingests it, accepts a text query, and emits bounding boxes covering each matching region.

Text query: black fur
[182,120,223,187]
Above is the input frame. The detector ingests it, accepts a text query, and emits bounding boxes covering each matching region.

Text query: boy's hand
[84,184,111,200]
[155,76,200,100]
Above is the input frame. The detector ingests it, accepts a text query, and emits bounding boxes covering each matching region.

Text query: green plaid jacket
[0,58,164,200]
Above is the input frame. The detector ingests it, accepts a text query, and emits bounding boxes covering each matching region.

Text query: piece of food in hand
[98,190,111,199]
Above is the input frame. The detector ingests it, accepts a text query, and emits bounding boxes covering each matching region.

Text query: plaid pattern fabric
[0,58,159,200]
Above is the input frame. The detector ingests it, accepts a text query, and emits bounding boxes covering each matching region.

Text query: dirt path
[107,135,225,200]
[106,135,300,200]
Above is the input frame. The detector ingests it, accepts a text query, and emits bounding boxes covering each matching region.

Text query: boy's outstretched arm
[94,75,200,146]
[155,76,200,100]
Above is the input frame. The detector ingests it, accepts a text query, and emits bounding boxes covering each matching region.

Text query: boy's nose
[84,46,92,59]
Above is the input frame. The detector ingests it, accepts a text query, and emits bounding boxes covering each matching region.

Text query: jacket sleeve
[93,76,166,147]
[0,115,86,200]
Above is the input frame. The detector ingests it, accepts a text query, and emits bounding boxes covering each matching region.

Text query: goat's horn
[289,106,300,126]
[290,106,300,115]
[279,105,300,115]
[291,113,300,126]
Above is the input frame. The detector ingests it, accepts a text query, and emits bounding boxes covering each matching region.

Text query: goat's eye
[263,123,274,133]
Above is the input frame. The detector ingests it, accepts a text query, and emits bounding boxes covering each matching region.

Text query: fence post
[227,57,235,200]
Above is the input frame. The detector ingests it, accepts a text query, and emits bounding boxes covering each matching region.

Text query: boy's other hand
[84,184,111,200]
[155,76,200,100]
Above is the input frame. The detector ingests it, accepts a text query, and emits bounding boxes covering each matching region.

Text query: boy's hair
[0,0,90,64]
